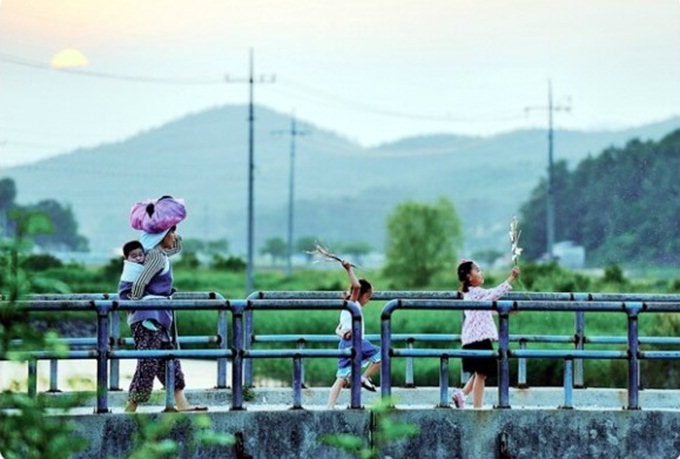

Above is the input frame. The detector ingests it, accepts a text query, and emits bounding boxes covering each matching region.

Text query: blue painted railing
[2,297,365,412]
[6,291,680,411]
[244,291,680,388]
[380,298,680,410]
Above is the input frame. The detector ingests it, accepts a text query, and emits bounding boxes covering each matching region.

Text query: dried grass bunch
[306,242,357,268]
[509,216,523,265]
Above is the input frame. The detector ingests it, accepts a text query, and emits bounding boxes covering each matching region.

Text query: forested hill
[520,129,680,266]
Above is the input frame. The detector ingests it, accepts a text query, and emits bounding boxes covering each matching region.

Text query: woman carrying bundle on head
[121,195,206,413]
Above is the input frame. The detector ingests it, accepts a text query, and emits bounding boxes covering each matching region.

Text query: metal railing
[6,291,680,411]
[380,298,680,409]
[244,291,680,389]
[25,292,230,392]
[1,297,367,412]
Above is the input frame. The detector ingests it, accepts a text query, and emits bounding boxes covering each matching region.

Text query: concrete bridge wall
[65,408,680,459]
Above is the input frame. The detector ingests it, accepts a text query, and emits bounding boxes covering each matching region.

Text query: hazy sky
[1,0,679,168]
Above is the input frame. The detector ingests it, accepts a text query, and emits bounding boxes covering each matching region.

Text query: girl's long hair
[457,261,474,293]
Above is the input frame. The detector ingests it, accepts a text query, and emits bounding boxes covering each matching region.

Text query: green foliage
[519,261,591,292]
[182,238,229,256]
[296,235,318,262]
[603,264,626,284]
[260,237,287,265]
[25,200,89,252]
[383,197,462,288]
[321,397,419,459]
[22,253,64,271]
[0,178,89,251]
[342,241,372,265]
[210,254,246,272]
[519,130,680,266]
[175,251,200,269]
[0,211,88,459]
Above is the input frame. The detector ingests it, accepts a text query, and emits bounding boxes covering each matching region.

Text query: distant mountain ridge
[4,105,679,257]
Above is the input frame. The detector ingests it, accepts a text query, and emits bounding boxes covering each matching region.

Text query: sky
[0,0,679,168]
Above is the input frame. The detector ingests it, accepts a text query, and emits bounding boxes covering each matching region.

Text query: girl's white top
[339,300,365,337]
[461,281,512,345]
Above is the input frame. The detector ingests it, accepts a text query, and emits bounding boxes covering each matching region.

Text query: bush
[175,251,200,269]
[603,264,626,284]
[210,254,246,272]
[22,253,63,271]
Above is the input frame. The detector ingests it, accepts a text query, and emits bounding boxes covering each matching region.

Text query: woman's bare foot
[124,401,138,413]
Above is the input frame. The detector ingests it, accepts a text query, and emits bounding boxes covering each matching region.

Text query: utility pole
[226,49,275,295]
[525,80,571,259]
[278,113,309,276]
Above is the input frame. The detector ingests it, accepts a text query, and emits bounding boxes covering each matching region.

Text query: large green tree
[519,129,680,265]
[383,197,463,288]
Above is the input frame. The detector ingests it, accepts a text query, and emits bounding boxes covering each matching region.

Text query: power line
[271,78,527,123]
[0,52,225,85]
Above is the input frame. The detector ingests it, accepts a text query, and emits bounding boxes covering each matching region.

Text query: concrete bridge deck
[14,387,680,459]
[35,386,680,413]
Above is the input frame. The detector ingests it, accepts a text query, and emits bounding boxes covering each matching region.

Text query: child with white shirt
[326,260,381,409]
[452,260,520,409]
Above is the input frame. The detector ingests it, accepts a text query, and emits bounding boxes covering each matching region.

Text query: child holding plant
[452,260,520,409]
[326,259,381,409]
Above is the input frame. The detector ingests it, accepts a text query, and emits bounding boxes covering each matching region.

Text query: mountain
[4,105,679,258]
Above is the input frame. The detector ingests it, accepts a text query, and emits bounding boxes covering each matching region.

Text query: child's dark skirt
[462,339,497,377]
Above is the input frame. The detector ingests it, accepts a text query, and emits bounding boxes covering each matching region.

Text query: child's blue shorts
[336,338,381,379]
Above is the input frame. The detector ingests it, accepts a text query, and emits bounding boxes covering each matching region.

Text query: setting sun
[50,48,89,69]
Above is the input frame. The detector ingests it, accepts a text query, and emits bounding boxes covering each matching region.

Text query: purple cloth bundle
[129,196,187,233]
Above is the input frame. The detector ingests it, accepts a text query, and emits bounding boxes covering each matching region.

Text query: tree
[342,241,372,266]
[260,237,287,266]
[295,235,318,263]
[0,177,17,238]
[383,197,463,288]
[25,200,89,252]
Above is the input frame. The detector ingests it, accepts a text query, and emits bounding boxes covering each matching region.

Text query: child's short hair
[358,278,372,296]
[457,260,474,293]
[344,278,373,300]
[123,240,144,258]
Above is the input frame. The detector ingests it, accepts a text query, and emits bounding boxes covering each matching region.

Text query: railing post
[571,293,588,388]
[560,358,573,409]
[292,356,303,409]
[496,301,512,409]
[109,310,121,391]
[244,309,254,387]
[438,356,450,408]
[216,309,229,389]
[349,301,363,409]
[626,302,642,410]
[460,311,470,386]
[164,358,177,412]
[95,301,111,413]
[404,338,415,388]
[231,302,245,410]
[28,359,37,398]
[48,359,60,393]
[296,339,306,388]
[517,339,527,388]
[380,301,396,400]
